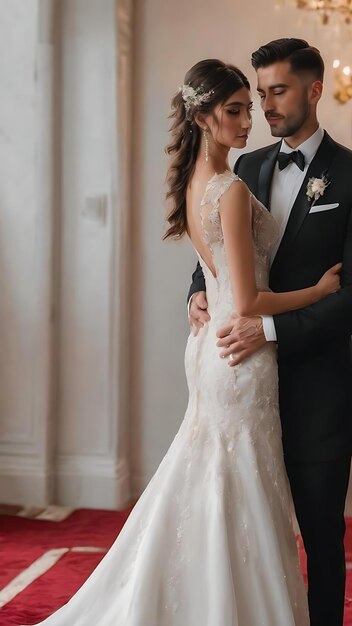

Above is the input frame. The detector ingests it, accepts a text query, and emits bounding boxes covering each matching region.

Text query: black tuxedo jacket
[188,131,352,463]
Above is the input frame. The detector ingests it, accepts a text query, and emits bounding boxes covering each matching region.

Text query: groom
[188,39,352,626]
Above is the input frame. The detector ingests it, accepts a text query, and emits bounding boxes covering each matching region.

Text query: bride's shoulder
[218,175,251,215]
[201,170,247,208]
[208,170,241,187]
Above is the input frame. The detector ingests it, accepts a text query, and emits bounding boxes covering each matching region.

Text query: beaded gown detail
[31,172,309,626]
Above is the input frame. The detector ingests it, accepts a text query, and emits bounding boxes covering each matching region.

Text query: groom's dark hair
[251,38,324,81]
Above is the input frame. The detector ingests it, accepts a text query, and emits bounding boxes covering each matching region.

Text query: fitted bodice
[196,171,279,322]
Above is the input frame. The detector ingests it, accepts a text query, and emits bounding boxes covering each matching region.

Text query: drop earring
[203,128,209,162]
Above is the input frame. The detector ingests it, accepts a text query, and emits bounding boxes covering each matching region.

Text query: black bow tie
[277,149,305,171]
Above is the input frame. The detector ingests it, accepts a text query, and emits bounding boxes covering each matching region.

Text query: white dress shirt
[262,126,325,341]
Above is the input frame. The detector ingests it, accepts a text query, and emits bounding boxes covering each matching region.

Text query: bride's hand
[317,262,342,298]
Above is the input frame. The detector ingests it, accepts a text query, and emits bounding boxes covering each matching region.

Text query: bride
[28,59,341,626]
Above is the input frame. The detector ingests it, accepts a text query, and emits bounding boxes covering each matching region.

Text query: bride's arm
[220,181,341,317]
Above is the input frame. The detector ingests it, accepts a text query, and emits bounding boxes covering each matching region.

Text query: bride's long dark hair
[164,59,250,240]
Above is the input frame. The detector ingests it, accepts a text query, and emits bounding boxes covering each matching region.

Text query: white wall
[0,0,55,504]
[55,0,131,508]
[0,0,133,509]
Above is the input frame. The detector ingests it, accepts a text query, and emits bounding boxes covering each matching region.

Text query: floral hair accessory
[180,83,214,120]
[306,174,331,204]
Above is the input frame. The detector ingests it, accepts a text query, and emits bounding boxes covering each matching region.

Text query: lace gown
[30,172,309,626]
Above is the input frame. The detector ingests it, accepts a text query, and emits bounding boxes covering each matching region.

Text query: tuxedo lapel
[257,142,281,208]
[271,131,338,274]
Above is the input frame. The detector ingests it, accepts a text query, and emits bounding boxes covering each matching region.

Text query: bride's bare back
[186,169,220,279]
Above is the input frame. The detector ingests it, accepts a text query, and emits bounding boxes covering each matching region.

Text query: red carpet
[0,508,352,625]
[0,508,132,626]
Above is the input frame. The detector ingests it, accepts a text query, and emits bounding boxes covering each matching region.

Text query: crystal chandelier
[294,0,352,102]
[332,59,352,102]
[296,0,352,24]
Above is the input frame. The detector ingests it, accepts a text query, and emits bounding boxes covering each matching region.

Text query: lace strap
[200,171,240,210]
[199,172,240,249]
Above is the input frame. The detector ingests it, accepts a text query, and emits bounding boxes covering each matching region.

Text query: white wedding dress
[30,172,309,625]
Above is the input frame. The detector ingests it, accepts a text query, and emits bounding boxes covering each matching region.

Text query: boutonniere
[306,174,331,205]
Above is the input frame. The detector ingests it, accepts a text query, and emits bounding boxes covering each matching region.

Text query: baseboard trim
[55,454,130,509]
[0,456,53,505]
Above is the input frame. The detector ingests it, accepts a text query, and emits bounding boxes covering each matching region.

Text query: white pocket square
[309,202,339,214]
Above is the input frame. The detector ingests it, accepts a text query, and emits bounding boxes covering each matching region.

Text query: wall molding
[0,455,53,505]
[0,436,37,452]
[55,454,130,509]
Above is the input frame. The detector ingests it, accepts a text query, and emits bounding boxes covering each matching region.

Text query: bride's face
[205,87,253,149]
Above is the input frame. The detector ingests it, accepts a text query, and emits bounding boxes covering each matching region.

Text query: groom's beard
[266,97,311,138]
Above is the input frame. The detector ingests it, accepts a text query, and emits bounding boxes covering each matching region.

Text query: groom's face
[256,60,312,138]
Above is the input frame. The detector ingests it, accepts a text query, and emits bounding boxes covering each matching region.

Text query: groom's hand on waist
[188,291,210,336]
[216,315,267,367]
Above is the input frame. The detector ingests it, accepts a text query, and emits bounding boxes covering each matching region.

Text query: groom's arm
[274,208,352,356]
[217,153,352,363]
[187,261,206,302]
[187,262,209,334]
